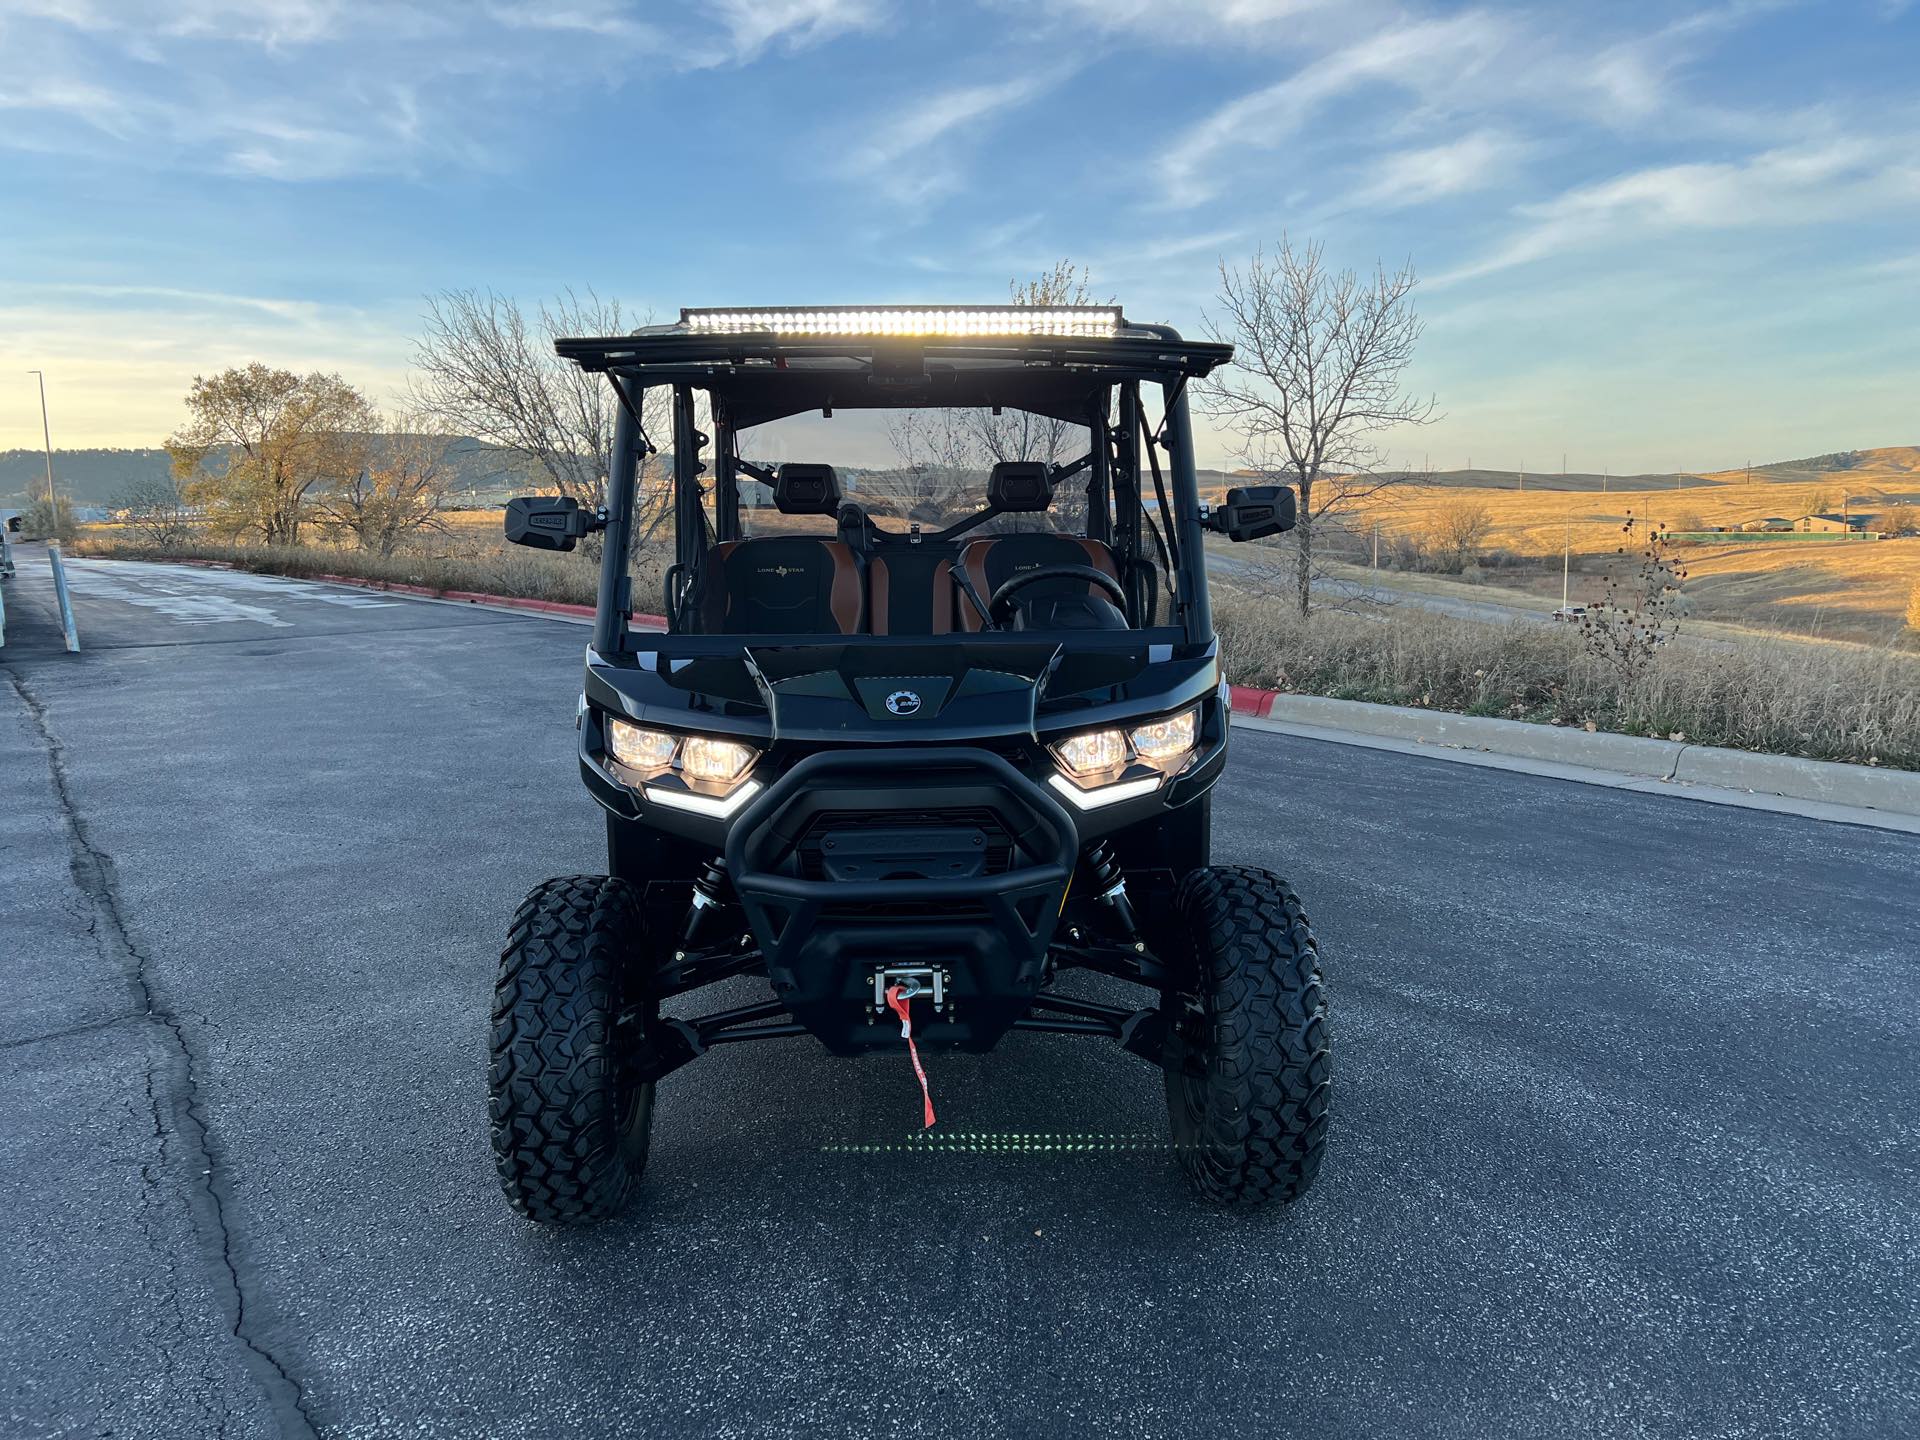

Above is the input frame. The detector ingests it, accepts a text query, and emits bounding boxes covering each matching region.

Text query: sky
[1,0,1917,473]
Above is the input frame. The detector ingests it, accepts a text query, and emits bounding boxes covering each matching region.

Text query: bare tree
[1203,237,1437,615]
[880,260,1106,530]
[1425,498,1493,574]
[411,288,671,529]
[1877,502,1916,537]
[965,260,1107,473]
[114,472,195,546]
[318,413,458,555]
[875,408,981,525]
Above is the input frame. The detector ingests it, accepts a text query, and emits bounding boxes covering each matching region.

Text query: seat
[954,534,1121,632]
[697,463,865,635]
[867,549,958,635]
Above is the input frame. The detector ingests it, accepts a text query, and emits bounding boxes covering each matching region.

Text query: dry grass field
[1302,447,1920,645]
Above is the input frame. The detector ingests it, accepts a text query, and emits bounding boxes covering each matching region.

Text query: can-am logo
[885,690,922,717]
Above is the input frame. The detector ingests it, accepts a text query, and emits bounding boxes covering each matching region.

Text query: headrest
[774,462,842,515]
[987,461,1052,512]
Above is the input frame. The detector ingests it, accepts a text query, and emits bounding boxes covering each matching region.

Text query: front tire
[1164,865,1330,1208]
[489,875,655,1224]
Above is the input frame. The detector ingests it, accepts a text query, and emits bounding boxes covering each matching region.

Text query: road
[4,553,1917,1439]
[1206,548,1564,626]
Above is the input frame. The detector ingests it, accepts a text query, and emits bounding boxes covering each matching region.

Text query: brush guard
[723,748,1077,1054]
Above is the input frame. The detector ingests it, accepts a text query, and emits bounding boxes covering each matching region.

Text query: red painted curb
[1228,683,1278,717]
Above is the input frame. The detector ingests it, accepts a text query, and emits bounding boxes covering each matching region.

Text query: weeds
[1214,584,1920,769]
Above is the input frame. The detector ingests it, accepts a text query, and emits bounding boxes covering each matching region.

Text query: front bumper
[721,748,1078,1053]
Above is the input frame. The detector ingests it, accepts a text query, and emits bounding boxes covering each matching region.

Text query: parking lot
[4,556,1917,1438]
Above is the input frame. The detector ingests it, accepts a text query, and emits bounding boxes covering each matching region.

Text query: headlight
[1129,708,1197,764]
[1049,705,1201,799]
[1053,727,1127,778]
[606,718,677,771]
[603,718,759,793]
[682,736,756,784]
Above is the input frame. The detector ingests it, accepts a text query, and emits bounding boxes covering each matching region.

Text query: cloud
[1153,13,1510,207]
[1442,134,1920,282]
[1019,0,1348,43]
[1344,129,1524,211]
[0,1,891,180]
[32,284,338,325]
[0,288,414,448]
[707,0,887,61]
[842,72,1058,205]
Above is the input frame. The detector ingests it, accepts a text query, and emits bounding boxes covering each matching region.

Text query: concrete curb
[1230,689,1920,820]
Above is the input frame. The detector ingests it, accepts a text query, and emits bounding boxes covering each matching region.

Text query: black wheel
[1163,865,1330,1208]
[489,875,656,1224]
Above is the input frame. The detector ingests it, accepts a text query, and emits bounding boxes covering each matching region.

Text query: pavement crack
[6,670,320,1440]
[0,1010,146,1051]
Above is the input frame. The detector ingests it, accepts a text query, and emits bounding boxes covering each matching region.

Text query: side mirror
[5,516,20,532]
[1207,485,1295,542]
[505,495,597,551]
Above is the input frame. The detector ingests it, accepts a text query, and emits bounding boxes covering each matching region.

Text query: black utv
[490,305,1328,1221]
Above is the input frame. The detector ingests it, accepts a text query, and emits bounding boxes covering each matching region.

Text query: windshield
[668,405,1172,640]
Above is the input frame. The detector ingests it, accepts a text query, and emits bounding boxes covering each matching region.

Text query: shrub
[20,494,77,541]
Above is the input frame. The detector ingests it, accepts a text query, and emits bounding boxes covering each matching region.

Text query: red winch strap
[884,983,937,1129]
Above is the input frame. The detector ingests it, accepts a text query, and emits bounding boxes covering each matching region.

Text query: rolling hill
[0,439,535,506]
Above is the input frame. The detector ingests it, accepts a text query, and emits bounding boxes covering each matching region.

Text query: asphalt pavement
[3,553,1916,1439]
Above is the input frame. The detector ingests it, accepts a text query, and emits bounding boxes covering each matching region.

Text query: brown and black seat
[946,459,1123,632]
[954,533,1123,631]
[698,464,865,635]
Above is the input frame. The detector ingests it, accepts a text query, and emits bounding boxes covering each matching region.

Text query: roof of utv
[552,305,1233,427]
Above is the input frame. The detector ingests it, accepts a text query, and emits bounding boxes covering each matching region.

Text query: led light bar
[1047,772,1165,811]
[643,779,764,819]
[680,306,1124,339]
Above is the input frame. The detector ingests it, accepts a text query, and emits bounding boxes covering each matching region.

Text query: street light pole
[27,370,56,505]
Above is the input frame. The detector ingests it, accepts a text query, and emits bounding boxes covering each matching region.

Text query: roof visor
[680,306,1124,338]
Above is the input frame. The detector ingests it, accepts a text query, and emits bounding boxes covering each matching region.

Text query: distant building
[1796,513,1866,534]
[1743,516,1794,532]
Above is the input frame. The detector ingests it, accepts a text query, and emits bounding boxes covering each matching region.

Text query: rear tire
[1164,865,1329,1208]
[489,875,655,1224]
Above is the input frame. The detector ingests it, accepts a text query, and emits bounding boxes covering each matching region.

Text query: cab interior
[689,459,1144,639]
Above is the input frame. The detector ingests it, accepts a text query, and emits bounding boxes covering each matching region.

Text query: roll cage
[549,307,1237,657]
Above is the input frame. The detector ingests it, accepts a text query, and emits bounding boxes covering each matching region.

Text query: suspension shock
[680,857,733,948]
[1083,840,1139,939]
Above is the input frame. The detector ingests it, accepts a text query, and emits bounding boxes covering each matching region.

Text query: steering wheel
[988,564,1128,628]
